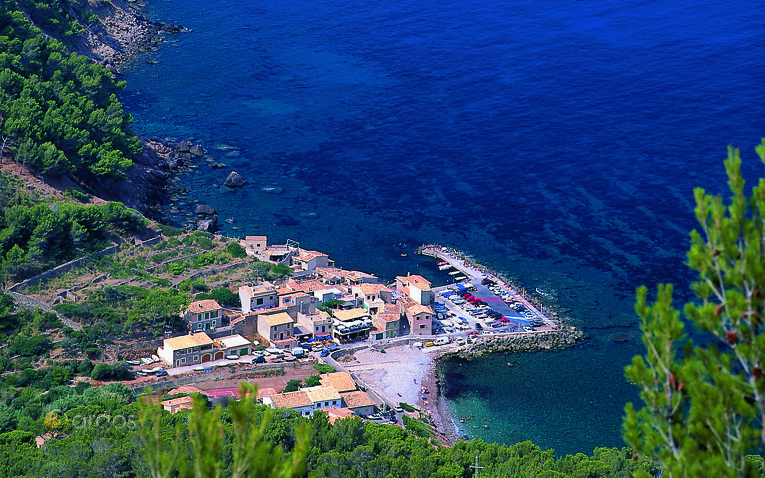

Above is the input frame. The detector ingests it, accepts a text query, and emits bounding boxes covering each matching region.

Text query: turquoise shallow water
[119,0,765,455]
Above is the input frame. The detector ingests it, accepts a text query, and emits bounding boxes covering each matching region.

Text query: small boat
[449,270,461,275]
[438,264,452,271]
[400,253,407,257]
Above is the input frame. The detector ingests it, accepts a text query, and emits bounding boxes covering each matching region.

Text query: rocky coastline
[28,0,248,232]
[66,0,186,71]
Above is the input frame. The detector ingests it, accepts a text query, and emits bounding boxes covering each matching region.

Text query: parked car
[155,370,168,377]
[252,356,266,364]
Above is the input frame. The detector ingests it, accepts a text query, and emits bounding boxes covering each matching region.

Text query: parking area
[432,276,556,336]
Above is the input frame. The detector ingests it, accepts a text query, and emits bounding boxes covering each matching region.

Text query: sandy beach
[342,344,459,444]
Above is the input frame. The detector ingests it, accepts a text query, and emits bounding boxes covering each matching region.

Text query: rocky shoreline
[66,0,186,71]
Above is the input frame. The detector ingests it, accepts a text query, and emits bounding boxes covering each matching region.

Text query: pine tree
[624,140,765,478]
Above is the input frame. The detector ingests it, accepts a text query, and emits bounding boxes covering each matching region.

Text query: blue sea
[120,0,765,456]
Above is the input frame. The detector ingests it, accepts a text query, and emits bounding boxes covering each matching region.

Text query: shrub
[158,223,184,237]
[90,363,112,380]
[304,375,322,387]
[227,242,247,258]
[282,379,303,393]
[313,364,336,374]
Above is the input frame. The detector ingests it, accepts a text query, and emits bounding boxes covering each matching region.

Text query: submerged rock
[225,171,247,188]
[195,203,216,215]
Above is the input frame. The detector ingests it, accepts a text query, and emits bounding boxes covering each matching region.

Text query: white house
[239,282,278,313]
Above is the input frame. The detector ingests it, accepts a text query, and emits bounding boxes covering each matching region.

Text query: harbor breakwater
[444,327,585,361]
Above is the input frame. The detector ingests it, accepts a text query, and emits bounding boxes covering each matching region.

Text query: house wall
[409,312,432,336]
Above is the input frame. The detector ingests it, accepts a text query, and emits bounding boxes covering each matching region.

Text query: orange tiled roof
[340,391,375,409]
[320,372,357,393]
[187,299,222,314]
[268,391,312,409]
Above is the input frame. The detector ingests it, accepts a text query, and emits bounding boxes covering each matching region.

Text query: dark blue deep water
[120,0,765,456]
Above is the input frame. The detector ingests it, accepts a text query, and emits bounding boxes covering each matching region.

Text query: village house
[319,372,357,393]
[213,334,252,357]
[331,307,373,342]
[371,312,401,340]
[239,282,278,313]
[243,235,268,256]
[395,274,434,306]
[340,391,376,416]
[405,302,434,336]
[157,332,217,367]
[298,309,333,338]
[262,391,314,417]
[352,283,392,315]
[161,396,193,414]
[257,311,295,347]
[315,267,378,286]
[259,244,294,264]
[184,299,223,332]
[313,287,342,304]
[319,407,356,424]
[303,386,342,410]
[291,249,333,272]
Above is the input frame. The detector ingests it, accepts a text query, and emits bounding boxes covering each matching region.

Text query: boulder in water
[225,171,247,188]
[195,203,216,215]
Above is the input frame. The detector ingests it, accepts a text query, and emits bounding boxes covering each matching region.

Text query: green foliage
[0,196,147,281]
[398,402,416,412]
[304,374,322,387]
[313,363,336,374]
[193,252,216,268]
[0,3,140,179]
[227,242,247,258]
[8,333,51,357]
[158,223,184,237]
[194,287,239,308]
[625,141,765,478]
[138,383,310,478]
[283,378,303,393]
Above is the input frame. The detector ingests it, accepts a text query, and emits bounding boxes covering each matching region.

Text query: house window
[181,358,186,364]
[273,333,277,339]
[211,311,218,318]
[205,312,210,320]
[193,347,199,352]
[324,401,329,407]
[332,400,337,406]
[194,355,199,362]
[419,324,426,329]
[321,325,326,332]
[212,320,216,326]
[197,314,202,321]
[256,297,264,305]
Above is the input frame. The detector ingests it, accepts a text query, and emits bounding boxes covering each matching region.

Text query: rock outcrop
[225,171,247,188]
[195,203,216,215]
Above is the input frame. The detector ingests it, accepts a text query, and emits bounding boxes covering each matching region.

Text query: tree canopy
[0,0,141,179]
